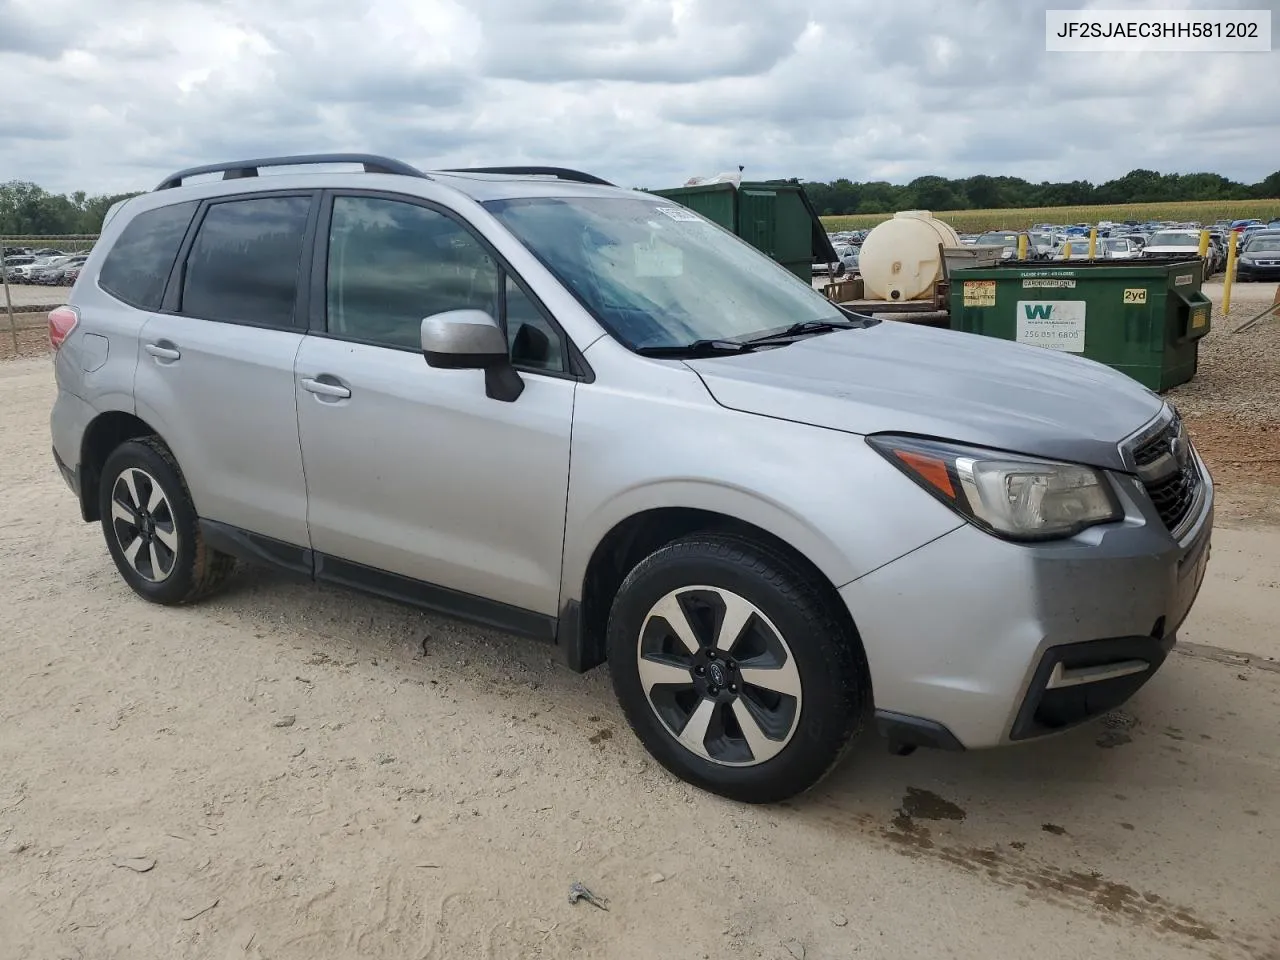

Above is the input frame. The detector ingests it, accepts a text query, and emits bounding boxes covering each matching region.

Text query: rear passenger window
[180,196,311,328]
[98,201,198,310]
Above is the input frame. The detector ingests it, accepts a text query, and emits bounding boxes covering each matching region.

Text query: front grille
[1146,465,1198,530]
[1133,432,1168,468]
[1131,416,1201,533]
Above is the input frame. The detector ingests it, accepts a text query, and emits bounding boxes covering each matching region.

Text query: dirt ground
[2,288,1279,959]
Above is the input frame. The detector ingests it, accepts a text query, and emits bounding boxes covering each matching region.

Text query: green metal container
[650,180,837,281]
[949,257,1212,392]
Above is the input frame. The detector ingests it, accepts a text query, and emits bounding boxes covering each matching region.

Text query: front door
[294,192,576,619]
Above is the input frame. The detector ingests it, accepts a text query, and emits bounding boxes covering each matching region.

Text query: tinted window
[99,201,198,310]
[181,196,311,327]
[505,275,565,372]
[326,196,499,350]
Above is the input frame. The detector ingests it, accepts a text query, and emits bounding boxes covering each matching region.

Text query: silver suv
[50,154,1213,803]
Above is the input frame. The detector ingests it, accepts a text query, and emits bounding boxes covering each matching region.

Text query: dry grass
[822,199,1280,233]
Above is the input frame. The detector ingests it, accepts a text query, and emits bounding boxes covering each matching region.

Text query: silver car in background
[50,154,1213,803]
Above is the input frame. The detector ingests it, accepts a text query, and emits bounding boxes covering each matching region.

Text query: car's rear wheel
[607,534,868,803]
[98,437,236,604]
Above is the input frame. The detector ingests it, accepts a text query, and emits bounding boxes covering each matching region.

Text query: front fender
[559,381,963,611]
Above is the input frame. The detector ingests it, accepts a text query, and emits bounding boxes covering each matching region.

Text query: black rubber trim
[315,553,557,643]
[555,598,599,673]
[1010,632,1174,741]
[52,444,81,502]
[197,519,560,643]
[874,710,966,752]
[199,519,314,578]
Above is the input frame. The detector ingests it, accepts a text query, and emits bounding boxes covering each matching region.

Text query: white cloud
[0,0,1275,195]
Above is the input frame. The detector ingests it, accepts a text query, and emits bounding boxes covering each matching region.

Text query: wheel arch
[560,503,864,677]
[78,411,165,522]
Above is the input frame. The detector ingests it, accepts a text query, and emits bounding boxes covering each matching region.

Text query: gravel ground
[1168,283,1280,520]
[1,357,1278,960]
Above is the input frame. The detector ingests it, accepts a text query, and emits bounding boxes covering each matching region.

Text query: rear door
[134,192,317,548]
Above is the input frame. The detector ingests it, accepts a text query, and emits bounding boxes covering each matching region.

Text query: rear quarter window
[98,201,198,310]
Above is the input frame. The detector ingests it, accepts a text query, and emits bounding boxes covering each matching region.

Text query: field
[820,198,1280,232]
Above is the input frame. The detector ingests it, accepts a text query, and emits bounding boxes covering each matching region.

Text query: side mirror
[420,309,524,403]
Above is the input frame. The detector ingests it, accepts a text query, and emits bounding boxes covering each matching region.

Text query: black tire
[98,437,236,604]
[607,534,869,804]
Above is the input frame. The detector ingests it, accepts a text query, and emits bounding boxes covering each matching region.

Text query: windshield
[1102,240,1126,251]
[1245,237,1280,253]
[976,233,1018,247]
[485,196,842,350]
[1148,232,1198,247]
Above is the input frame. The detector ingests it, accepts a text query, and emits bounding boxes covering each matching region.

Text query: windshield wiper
[634,339,758,357]
[742,319,863,345]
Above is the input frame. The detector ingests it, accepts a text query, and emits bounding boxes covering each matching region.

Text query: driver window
[327,196,499,350]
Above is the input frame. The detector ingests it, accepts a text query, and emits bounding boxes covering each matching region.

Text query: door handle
[300,377,352,400]
[145,343,181,361]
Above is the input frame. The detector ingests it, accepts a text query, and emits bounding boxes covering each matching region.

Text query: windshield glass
[976,233,1018,247]
[485,196,842,349]
[1245,237,1280,253]
[1148,232,1198,247]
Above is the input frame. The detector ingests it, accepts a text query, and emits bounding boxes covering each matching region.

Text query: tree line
[0,181,141,236]
[802,168,1280,216]
[4,166,1280,235]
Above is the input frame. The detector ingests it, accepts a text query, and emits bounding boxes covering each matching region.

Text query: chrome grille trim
[1120,404,1204,537]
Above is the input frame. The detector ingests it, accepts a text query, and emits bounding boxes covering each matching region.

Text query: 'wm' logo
[1023,304,1053,320]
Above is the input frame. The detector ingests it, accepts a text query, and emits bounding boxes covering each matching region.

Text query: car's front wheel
[607,534,869,803]
[98,437,236,605]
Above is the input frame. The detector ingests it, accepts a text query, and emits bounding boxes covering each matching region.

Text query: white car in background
[1099,238,1140,260]
[1143,230,1213,273]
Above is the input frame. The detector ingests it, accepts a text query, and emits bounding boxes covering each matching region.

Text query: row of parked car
[957,216,1280,279]
[1,249,93,286]
[818,215,1280,282]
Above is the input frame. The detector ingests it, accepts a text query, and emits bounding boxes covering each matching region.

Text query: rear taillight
[49,306,79,350]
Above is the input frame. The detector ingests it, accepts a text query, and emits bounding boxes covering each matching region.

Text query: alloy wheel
[636,586,802,766]
[110,467,179,583]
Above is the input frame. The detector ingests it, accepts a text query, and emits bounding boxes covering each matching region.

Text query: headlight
[868,435,1123,541]
[1238,257,1254,265]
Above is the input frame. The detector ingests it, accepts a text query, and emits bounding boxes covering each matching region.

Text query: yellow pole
[1198,230,1210,258]
[1223,230,1237,316]
[1063,241,1072,260]
[1087,228,1097,259]
[1017,234,1028,260]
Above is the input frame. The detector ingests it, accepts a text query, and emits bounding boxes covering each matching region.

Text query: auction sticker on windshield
[655,206,704,222]
[963,280,997,306]
[1017,301,1086,353]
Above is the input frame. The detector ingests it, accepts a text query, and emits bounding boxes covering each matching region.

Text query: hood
[1143,244,1199,254]
[686,322,1164,471]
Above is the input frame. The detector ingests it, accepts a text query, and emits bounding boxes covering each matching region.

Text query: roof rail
[439,166,615,186]
[154,153,430,190]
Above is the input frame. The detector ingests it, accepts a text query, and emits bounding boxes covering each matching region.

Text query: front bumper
[842,456,1213,749]
[1236,264,1280,281]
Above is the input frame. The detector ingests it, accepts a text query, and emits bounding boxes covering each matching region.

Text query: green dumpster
[651,179,837,281]
[949,257,1212,392]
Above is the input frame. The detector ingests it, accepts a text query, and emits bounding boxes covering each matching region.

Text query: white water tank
[858,211,962,301]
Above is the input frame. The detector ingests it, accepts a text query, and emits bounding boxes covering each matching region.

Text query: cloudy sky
[2,0,1277,196]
